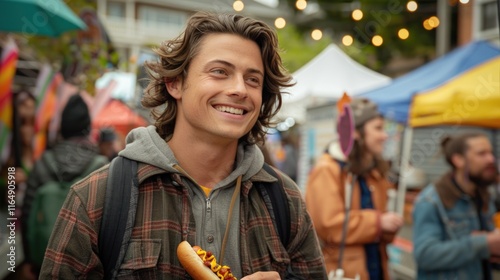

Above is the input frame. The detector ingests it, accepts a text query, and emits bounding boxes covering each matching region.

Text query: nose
[229,75,248,98]
[487,152,495,164]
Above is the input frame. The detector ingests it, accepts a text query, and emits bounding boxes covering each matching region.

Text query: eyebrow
[206,59,264,77]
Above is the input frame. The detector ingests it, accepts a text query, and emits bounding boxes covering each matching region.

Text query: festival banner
[33,64,63,160]
[0,37,19,167]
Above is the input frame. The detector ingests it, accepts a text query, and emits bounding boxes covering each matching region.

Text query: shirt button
[207,235,214,243]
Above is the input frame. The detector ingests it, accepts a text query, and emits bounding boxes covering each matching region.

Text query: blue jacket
[412,172,496,279]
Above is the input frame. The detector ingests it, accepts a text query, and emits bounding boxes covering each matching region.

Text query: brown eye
[212,69,226,76]
[246,76,261,88]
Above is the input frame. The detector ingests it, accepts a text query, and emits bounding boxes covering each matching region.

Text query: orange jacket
[305,153,396,280]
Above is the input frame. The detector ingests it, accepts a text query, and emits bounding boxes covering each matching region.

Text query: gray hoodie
[119,125,264,277]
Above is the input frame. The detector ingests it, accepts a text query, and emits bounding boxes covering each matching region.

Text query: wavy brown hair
[142,11,293,145]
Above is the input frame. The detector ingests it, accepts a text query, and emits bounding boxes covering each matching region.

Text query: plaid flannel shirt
[40,162,327,279]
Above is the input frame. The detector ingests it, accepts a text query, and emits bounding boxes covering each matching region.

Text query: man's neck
[453,170,477,196]
[168,135,238,188]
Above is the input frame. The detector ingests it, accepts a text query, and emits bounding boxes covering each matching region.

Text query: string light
[428,16,440,28]
[407,1,418,12]
[352,9,363,21]
[311,29,322,40]
[233,0,244,12]
[296,0,307,10]
[275,17,286,29]
[342,35,354,46]
[398,28,410,39]
[372,35,383,46]
[423,19,433,30]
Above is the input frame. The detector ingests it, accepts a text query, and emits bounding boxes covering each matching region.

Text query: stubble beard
[468,165,498,188]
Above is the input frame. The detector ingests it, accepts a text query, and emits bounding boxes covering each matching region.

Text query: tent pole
[396,126,413,216]
[492,129,498,158]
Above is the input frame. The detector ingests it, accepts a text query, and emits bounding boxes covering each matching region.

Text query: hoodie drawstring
[219,174,242,265]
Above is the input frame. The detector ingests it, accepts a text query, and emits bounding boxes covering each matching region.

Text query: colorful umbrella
[0,0,87,37]
[92,100,148,137]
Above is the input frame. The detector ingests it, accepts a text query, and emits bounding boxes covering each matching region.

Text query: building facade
[96,0,290,72]
[458,0,499,46]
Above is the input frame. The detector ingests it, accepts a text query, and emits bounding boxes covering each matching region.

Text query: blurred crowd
[0,91,124,279]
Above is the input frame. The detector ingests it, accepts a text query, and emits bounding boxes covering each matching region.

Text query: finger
[241,271,280,280]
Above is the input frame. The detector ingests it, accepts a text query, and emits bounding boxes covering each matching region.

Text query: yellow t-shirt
[200,185,211,197]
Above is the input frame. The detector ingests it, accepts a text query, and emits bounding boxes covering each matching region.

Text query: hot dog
[177,241,237,280]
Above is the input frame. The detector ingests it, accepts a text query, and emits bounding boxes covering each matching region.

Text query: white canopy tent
[278,44,391,123]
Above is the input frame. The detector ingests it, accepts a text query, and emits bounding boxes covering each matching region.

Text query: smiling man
[40,12,327,280]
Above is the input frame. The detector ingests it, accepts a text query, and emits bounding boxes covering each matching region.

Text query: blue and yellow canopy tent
[410,57,500,129]
[359,40,500,214]
[360,40,499,125]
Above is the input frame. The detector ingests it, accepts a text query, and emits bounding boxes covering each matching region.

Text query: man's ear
[451,154,465,169]
[165,77,181,99]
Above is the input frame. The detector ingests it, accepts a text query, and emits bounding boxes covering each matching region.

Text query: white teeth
[215,106,244,115]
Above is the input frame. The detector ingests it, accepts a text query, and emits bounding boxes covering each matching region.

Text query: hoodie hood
[119,126,265,186]
[326,140,347,162]
[52,138,100,181]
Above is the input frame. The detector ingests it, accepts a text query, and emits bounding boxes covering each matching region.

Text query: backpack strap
[99,156,139,279]
[259,164,303,280]
[258,163,291,247]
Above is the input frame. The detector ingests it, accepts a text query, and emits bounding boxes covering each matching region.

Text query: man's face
[463,136,498,186]
[167,33,264,144]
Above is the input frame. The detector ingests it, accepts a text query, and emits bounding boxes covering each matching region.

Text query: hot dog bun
[177,241,220,280]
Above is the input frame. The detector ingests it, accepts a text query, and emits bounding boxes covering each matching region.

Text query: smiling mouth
[214,105,245,115]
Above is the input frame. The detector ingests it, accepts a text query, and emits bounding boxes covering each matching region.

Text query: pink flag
[91,78,117,119]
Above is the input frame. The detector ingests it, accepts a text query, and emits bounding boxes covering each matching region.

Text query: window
[137,5,187,28]
[480,1,498,31]
[107,1,125,18]
[473,0,499,41]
